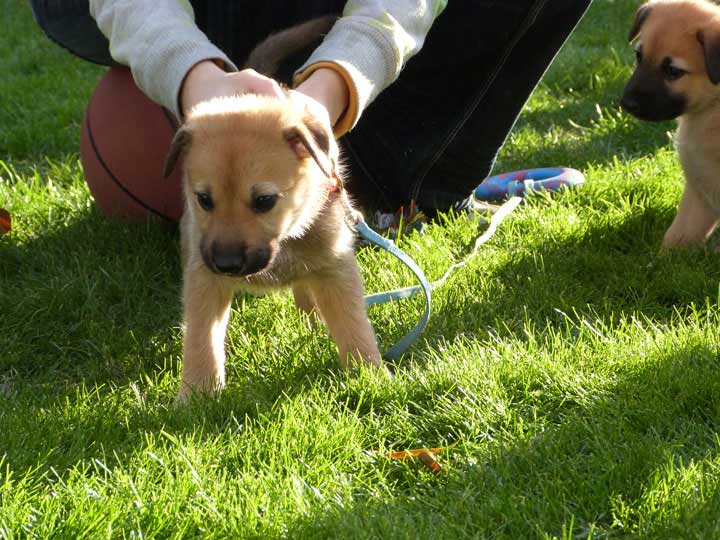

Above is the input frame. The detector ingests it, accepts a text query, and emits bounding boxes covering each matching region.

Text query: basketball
[80,67,184,223]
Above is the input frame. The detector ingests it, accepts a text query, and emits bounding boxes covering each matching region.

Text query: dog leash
[353,219,434,360]
[333,165,583,360]
[342,192,523,360]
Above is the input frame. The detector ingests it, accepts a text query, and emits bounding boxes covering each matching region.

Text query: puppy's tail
[244,15,338,78]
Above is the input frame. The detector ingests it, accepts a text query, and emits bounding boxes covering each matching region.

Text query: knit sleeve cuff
[294,61,358,138]
[294,18,399,132]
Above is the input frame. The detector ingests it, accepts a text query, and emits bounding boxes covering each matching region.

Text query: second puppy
[621,0,720,249]
[164,95,383,401]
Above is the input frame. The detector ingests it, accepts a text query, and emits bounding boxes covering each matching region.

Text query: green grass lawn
[3,1,720,538]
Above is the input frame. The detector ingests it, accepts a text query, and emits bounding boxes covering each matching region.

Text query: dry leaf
[381,447,450,473]
[0,208,10,235]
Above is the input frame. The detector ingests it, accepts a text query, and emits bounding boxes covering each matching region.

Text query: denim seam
[409,0,550,203]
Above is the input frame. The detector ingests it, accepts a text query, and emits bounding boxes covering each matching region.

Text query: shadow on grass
[0,208,370,469]
[0,210,183,384]
[285,342,720,538]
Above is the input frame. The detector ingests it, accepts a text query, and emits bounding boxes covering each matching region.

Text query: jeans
[30,0,592,213]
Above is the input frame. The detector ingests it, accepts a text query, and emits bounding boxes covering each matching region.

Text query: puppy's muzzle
[621,69,687,121]
[203,241,273,276]
[620,91,645,117]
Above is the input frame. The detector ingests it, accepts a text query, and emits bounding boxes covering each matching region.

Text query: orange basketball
[80,67,184,223]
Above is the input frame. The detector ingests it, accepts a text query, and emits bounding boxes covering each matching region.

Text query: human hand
[180,60,285,116]
[181,62,348,135]
[294,67,349,128]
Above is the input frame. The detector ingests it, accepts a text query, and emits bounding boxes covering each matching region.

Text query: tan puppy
[621,0,720,249]
[164,95,382,401]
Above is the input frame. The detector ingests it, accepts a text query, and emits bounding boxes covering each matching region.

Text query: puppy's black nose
[242,247,272,275]
[621,94,639,113]
[205,242,273,276]
[211,244,247,275]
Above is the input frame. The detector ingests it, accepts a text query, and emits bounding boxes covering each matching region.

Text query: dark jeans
[30,0,592,213]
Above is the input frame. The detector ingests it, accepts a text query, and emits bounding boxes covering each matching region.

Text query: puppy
[621,0,720,249]
[164,95,383,401]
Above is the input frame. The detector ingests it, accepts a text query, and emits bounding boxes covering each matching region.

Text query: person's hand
[181,61,349,134]
[180,60,285,116]
[294,67,349,128]
[287,88,333,131]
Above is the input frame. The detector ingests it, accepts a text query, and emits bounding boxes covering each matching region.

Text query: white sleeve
[296,0,447,128]
[89,0,238,117]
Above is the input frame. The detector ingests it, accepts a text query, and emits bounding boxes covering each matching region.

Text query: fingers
[239,69,285,99]
[181,64,287,115]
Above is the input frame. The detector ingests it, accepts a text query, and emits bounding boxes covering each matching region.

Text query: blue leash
[354,221,433,360]
[342,166,583,359]
[351,196,524,360]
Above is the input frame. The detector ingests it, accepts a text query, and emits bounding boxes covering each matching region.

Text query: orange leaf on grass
[381,447,450,473]
[0,208,10,235]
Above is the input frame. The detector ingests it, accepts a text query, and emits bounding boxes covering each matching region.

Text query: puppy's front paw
[175,374,225,404]
[660,231,700,252]
[339,346,383,370]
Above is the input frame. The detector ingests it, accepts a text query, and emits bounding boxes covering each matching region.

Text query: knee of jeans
[29,0,49,30]
[544,0,592,21]
[27,0,116,66]
[28,0,73,41]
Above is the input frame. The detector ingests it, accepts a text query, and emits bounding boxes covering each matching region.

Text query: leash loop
[352,195,523,360]
[354,220,433,360]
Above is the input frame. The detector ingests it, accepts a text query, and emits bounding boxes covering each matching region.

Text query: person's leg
[28,0,343,71]
[29,0,116,65]
[342,0,593,213]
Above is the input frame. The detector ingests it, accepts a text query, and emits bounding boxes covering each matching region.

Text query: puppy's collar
[326,160,342,196]
[328,171,340,193]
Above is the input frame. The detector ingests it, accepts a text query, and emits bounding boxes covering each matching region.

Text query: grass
[3,1,720,538]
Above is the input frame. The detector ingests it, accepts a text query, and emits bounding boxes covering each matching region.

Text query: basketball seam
[85,101,175,222]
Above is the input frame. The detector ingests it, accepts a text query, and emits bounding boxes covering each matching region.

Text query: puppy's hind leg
[177,259,234,402]
[306,256,383,370]
[662,182,720,250]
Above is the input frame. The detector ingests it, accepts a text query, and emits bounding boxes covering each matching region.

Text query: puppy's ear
[301,112,333,161]
[163,126,192,178]
[628,3,652,42]
[697,29,720,85]
[283,118,334,178]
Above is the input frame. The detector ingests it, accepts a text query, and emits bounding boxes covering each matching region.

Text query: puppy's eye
[662,58,687,81]
[252,194,278,213]
[196,192,214,211]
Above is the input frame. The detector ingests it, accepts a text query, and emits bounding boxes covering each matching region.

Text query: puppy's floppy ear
[282,115,334,178]
[163,126,192,178]
[628,3,652,42]
[697,29,720,85]
[301,111,332,161]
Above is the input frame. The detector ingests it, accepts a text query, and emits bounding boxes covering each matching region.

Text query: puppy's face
[165,95,337,277]
[621,0,720,121]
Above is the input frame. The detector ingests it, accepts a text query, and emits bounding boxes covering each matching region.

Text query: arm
[89,1,305,118]
[295,0,448,136]
[88,0,239,117]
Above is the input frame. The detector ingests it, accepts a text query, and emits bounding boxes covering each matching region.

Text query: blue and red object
[474,167,585,201]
